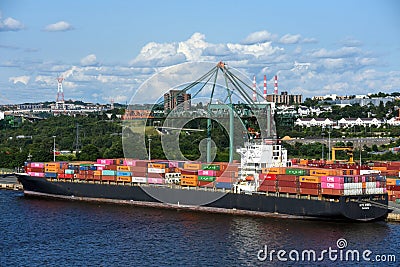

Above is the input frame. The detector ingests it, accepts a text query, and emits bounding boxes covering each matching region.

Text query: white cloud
[9,75,30,85]
[130,41,185,67]
[2,30,397,103]
[80,54,98,66]
[311,47,361,58]
[341,38,363,47]
[0,15,24,31]
[177,32,208,61]
[44,21,73,32]
[242,31,275,44]
[279,34,302,44]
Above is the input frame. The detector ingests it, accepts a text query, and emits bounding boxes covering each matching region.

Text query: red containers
[299,188,320,195]
[258,185,277,192]
[276,175,298,182]
[102,175,116,181]
[278,187,298,194]
[259,173,277,181]
[198,181,214,187]
[277,180,298,187]
[299,182,320,189]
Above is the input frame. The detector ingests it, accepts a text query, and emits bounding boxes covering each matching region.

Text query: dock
[0,174,23,191]
[387,201,400,222]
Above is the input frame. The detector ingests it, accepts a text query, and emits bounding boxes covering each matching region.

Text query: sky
[0,0,399,104]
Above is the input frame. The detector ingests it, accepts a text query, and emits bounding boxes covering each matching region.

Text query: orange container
[117,166,130,171]
[117,176,132,182]
[148,163,166,169]
[183,163,201,170]
[181,174,198,179]
[309,169,340,176]
[299,188,320,195]
[387,179,398,186]
[299,176,321,183]
[372,167,387,171]
[45,168,58,173]
[262,167,286,174]
[45,162,59,168]
[180,179,197,186]
[299,159,309,165]
[130,166,147,173]
[102,175,116,181]
[321,188,343,195]
[278,187,298,194]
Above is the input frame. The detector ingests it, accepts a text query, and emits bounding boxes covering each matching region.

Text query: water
[1,190,399,266]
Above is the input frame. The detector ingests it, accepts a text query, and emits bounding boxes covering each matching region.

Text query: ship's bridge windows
[273,151,280,157]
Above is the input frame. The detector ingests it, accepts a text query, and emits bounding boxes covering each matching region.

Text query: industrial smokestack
[274,75,278,95]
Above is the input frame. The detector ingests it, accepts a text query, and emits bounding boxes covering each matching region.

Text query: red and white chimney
[274,75,278,95]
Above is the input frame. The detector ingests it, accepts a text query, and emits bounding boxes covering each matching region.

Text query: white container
[147,168,165,174]
[131,177,147,183]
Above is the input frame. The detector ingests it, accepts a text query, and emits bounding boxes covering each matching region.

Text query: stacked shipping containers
[258,167,387,197]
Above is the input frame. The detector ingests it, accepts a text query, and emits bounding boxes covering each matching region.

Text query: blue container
[102,170,116,176]
[79,166,89,171]
[116,171,131,177]
[45,172,57,178]
[396,180,400,186]
[89,166,97,171]
[178,161,185,168]
[216,182,232,189]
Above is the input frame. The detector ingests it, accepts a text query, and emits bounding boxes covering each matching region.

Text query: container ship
[16,139,392,222]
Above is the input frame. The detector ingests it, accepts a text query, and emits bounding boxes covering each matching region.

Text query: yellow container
[183,163,201,170]
[117,166,130,171]
[299,159,308,166]
[93,170,102,176]
[262,167,286,174]
[387,179,397,186]
[180,179,197,186]
[117,176,132,182]
[299,176,321,183]
[309,169,339,176]
[45,163,59,169]
[45,168,58,173]
[372,167,387,171]
[181,174,198,180]
[148,163,166,169]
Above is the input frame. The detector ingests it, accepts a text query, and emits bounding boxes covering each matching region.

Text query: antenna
[73,123,82,154]
[56,76,65,110]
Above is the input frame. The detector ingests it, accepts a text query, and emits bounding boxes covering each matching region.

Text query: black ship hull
[17,174,389,222]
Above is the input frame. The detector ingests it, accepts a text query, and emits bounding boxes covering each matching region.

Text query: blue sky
[0,0,399,104]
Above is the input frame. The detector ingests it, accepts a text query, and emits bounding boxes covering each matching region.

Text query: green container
[285,168,307,176]
[198,175,216,182]
[202,164,220,171]
[396,199,400,204]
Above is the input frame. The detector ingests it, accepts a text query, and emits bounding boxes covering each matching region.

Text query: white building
[337,118,383,128]
[295,118,335,127]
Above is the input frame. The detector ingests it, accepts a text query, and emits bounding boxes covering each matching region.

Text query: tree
[103,140,123,159]
[78,144,101,161]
